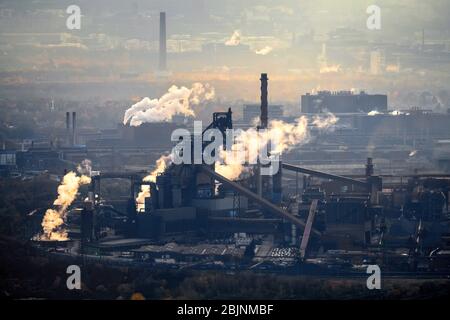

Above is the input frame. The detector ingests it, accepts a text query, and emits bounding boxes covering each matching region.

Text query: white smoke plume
[215,114,338,180]
[123,83,215,126]
[255,46,273,55]
[136,154,173,211]
[225,30,241,46]
[385,64,400,73]
[319,64,341,74]
[39,170,91,241]
[312,112,338,129]
[77,159,92,176]
[368,110,382,116]
[390,110,409,116]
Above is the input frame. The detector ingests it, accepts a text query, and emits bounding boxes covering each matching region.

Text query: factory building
[351,110,450,137]
[301,91,387,113]
[32,74,450,275]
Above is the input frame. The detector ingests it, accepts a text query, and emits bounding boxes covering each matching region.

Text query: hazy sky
[0,0,449,103]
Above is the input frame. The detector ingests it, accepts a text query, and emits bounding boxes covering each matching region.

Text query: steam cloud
[255,46,273,55]
[368,110,382,116]
[225,30,241,46]
[215,113,338,180]
[38,162,92,241]
[134,112,338,206]
[77,159,92,176]
[319,64,341,74]
[136,154,173,211]
[390,110,409,115]
[123,83,215,126]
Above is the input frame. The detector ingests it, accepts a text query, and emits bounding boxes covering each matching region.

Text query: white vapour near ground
[39,172,91,241]
[123,83,215,126]
[38,159,92,241]
[215,113,338,180]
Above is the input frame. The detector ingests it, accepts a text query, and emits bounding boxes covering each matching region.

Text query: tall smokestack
[66,112,70,130]
[66,112,71,146]
[159,12,167,71]
[260,73,268,129]
[257,73,269,199]
[365,157,374,177]
[72,111,76,146]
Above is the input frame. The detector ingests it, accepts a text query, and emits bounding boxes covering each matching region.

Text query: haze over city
[1,0,450,303]
[0,0,450,107]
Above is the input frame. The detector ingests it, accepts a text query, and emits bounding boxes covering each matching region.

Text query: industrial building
[301,91,388,113]
[28,73,450,277]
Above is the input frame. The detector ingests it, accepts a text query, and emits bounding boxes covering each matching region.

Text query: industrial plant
[2,1,450,301]
[11,72,445,277]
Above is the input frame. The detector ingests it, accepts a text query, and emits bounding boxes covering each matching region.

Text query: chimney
[66,112,71,146]
[72,111,76,146]
[257,73,269,198]
[365,157,374,177]
[260,73,268,129]
[159,12,167,71]
[66,112,70,130]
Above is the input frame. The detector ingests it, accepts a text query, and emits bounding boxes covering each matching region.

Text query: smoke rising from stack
[312,113,338,129]
[123,83,215,126]
[38,160,92,241]
[215,114,338,180]
[225,30,241,46]
[317,43,341,74]
[136,154,173,211]
[77,159,92,176]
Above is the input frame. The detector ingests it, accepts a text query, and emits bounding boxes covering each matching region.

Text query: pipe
[92,171,146,180]
[199,165,321,236]
[282,163,370,189]
[299,199,318,259]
